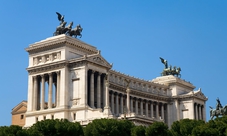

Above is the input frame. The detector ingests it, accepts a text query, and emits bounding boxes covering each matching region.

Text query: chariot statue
[210,98,227,120]
[53,12,83,38]
[160,57,181,77]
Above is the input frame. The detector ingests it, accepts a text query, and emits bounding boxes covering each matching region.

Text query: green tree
[28,119,83,136]
[84,118,134,136]
[145,122,170,136]
[131,125,146,136]
[0,125,27,136]
[170,119,205,136]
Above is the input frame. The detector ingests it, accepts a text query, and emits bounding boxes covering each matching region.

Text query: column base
[103,106,112,117]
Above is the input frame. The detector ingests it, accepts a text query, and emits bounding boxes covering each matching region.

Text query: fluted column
[97,73,101,108]
[126,88,131,114]
[33,76,38,111]
[41,75,45,110]
[198,104,201,120]
[130,97,133,113]
[140,100,143,115]
[161,103,164,120]
[150,102,153,118]
[195,103,198,120]
[120,94,123,114]
[111,92,114,114]
[203,103,206,121]
[145,101,148,117]
[135,98,138,114]
[90,71,95,108]
[56,71,60,107]
[116,93,119,115]
[156,103,159,119]
[103,76,112,116]
[48,73,53,109]
[102,76,106,108]
[105,82,110,108]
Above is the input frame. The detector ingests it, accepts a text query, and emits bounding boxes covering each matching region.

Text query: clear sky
[0,1,227,126]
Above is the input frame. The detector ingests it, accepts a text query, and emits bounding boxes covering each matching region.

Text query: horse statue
[53,21,67,36]
[160,57,182,78]
[161,65,172,76]
[68,24,83,38]
[210,105,227,120]
[171,67,181,78]
[62,22,73,34]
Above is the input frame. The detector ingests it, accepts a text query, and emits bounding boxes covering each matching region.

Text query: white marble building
[24,35,207,127]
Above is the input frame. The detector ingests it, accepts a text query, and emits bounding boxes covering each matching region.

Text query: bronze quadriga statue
[53,12,83,38]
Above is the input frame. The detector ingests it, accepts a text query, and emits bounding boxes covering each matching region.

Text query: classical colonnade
[87,70,168,120]
[32,71,60,111]
[194,103,205,120]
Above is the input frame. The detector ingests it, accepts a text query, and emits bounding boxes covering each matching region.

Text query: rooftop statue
[210,98,227,119]
[160,57,181,78]
[67,24,83,38]
[53,12,82,38]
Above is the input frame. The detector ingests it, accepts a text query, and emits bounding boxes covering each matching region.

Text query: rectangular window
[36,117,38,122]
[51,115,54,119]
[73,113,76,120]
[44,116,46,120]
[20,115,24,119]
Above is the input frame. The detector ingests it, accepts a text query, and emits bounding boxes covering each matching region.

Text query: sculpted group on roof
[160,57,181,78]
[53,12,83,38]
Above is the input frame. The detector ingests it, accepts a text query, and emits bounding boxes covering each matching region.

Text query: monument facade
[22,34,207,127]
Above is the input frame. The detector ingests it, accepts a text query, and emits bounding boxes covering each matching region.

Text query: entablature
[26,35,98,55]
[27,60,68,75]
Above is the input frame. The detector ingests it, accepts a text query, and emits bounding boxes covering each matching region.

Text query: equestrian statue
[210,98,227,120]
[53,12,83,38]
[160,57,181,78]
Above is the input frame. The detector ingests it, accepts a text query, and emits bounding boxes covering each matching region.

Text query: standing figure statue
[54,12,68,36]
[216,98,223,111]
[160,57,168,69]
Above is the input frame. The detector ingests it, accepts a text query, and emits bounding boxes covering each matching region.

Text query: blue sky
[1,1,227,126]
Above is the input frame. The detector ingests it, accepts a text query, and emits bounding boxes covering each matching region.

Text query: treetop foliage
[2,117,227,136]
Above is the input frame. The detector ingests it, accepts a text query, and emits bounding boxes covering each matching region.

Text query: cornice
[27,60,68,74]
[25,35,98,55]
[152,75,195,90]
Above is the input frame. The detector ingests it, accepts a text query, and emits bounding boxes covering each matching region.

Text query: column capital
[48,72,52,76]
[56,71,60,75]
[33,75,38,79]
[126,88,131,93]
[105,82,109,87]
[40,74,45,78]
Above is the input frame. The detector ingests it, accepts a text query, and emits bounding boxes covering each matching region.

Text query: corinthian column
[97,73,101,108]
[126,87,131,114]
[48,73,53,109]
[41,75,45,110]
[103,79,112,116]
[90,71,95,108]
[56,71,60,107]
[33,76,38,111]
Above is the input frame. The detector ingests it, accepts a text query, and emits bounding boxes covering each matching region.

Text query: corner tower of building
[25,35,112,127]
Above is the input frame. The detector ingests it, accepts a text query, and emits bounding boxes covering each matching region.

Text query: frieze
[68,60,87,68]
[27,61,67,75]
[33,51,61,66]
